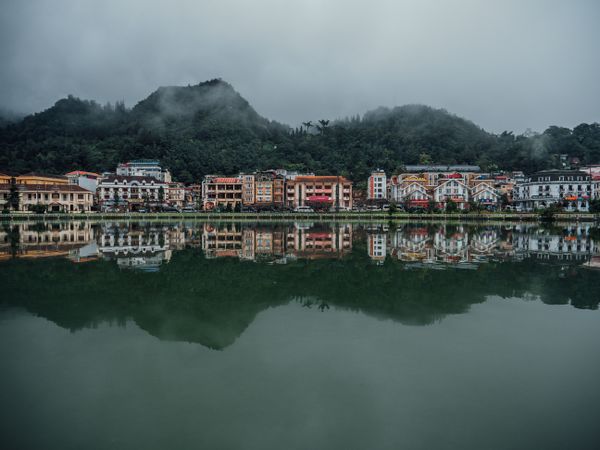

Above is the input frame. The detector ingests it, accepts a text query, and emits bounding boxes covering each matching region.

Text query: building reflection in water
[368,223,598,269]
[202,222,352,263]
[1,221,598,270]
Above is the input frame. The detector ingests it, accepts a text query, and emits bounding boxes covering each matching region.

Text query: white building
[66,171,101,193]
[116,160,172,183]
[433,177,470,209]
[470,180,500,208]
[98,175,168,211]
[368,170,387,200]
[514,170,593,212]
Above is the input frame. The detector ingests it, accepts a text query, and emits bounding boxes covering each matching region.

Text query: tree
[8,177,19,211]
[419,152,432,165]
[316,119,330,134]
[302,121,313,134]
[158,186,165,204]
[427,199,437,213]
[500,193,510,209]
[589,199,600,213]
[446,199,458,212]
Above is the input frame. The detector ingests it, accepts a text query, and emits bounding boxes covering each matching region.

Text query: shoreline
[1,211,598,223]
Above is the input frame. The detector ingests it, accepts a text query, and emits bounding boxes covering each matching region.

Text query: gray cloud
[1,0,599,133]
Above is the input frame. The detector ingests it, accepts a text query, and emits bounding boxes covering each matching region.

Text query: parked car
[381,204,391,211]
[181,207,197,213]
[294,206,315,213]
[161,206,181,213]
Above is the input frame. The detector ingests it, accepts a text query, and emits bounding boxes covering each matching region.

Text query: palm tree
[317,119,330,134]
[302,121,313,134]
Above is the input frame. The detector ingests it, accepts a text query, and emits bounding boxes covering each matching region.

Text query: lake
[1,221,599,449]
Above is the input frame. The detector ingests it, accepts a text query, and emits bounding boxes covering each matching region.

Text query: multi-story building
[0,183,94,212]
[97,175,167,211]
[514,170,593,211]
[367,170,387,200]
[167,182,186,208]
[241,173,255,205]
[0,172,69,186]
[116,160,172,182]
[285,175,353,210]
[403,165,481,189]
[390,175,431,207]
[66,171,101,193]
[239,171,285,209]
[433,175,470,209]
[470,180,500,208]
[201,176,243,210]
[255,171,285,208]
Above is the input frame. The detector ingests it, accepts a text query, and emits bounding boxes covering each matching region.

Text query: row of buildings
[1,162,354,212]
[367,165,600,211]
[0,161,192,213]
[3,160,600,213]
[202,170,353,210]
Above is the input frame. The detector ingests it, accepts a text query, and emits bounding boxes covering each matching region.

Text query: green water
[1,221,599,449]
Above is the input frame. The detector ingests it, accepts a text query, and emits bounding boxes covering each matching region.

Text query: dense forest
[1,78,599,184]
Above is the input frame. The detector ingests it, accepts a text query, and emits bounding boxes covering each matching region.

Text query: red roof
[293,176,350,183]
[213,178,241,183]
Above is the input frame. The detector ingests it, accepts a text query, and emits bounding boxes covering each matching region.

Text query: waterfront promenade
[1,211,598,222]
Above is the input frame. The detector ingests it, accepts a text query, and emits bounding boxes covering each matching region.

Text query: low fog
[0,0,598,133]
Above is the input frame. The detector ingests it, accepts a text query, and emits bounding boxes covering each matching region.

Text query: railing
[2,211,598,223]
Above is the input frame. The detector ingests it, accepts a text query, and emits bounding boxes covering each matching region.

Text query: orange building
[285,175,352,210]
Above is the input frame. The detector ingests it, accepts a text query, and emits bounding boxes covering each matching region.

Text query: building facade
[97,175,167,211]
[285,176,353,209]
[367,170,387,200]
[0,183,94,212]
[116,160,172,182]
[201,176,243,210]
[66,171,100,193]
[514,170,593,211]
[433,177,470,209]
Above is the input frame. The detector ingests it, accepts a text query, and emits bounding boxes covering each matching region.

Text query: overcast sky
[1,0,599,133]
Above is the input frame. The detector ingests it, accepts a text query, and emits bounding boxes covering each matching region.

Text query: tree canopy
[1,79,599,181]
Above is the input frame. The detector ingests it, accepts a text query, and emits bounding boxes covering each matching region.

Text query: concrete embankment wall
[1,212,598,223]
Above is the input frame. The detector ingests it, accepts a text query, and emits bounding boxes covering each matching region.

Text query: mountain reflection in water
[1,221,599,349]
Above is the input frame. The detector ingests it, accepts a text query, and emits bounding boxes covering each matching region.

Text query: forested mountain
[1,79,599,184]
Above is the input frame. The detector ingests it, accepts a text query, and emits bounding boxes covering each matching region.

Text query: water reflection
[1,220,599,349]
[2,221,598,268]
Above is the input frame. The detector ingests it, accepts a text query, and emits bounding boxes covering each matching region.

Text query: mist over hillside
[1,79,599,183]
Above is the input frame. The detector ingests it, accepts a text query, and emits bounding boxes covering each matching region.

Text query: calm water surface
[1,221,599,450]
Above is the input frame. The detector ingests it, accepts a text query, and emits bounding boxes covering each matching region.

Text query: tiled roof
[20,172,68,180]
[66,170,100,177]
[213,178,241,183]
[0,183,93,193]
[292,176,351,183]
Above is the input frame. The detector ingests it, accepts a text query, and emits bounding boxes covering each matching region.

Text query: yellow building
[0,183,94,212]
[16,172,69,185]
